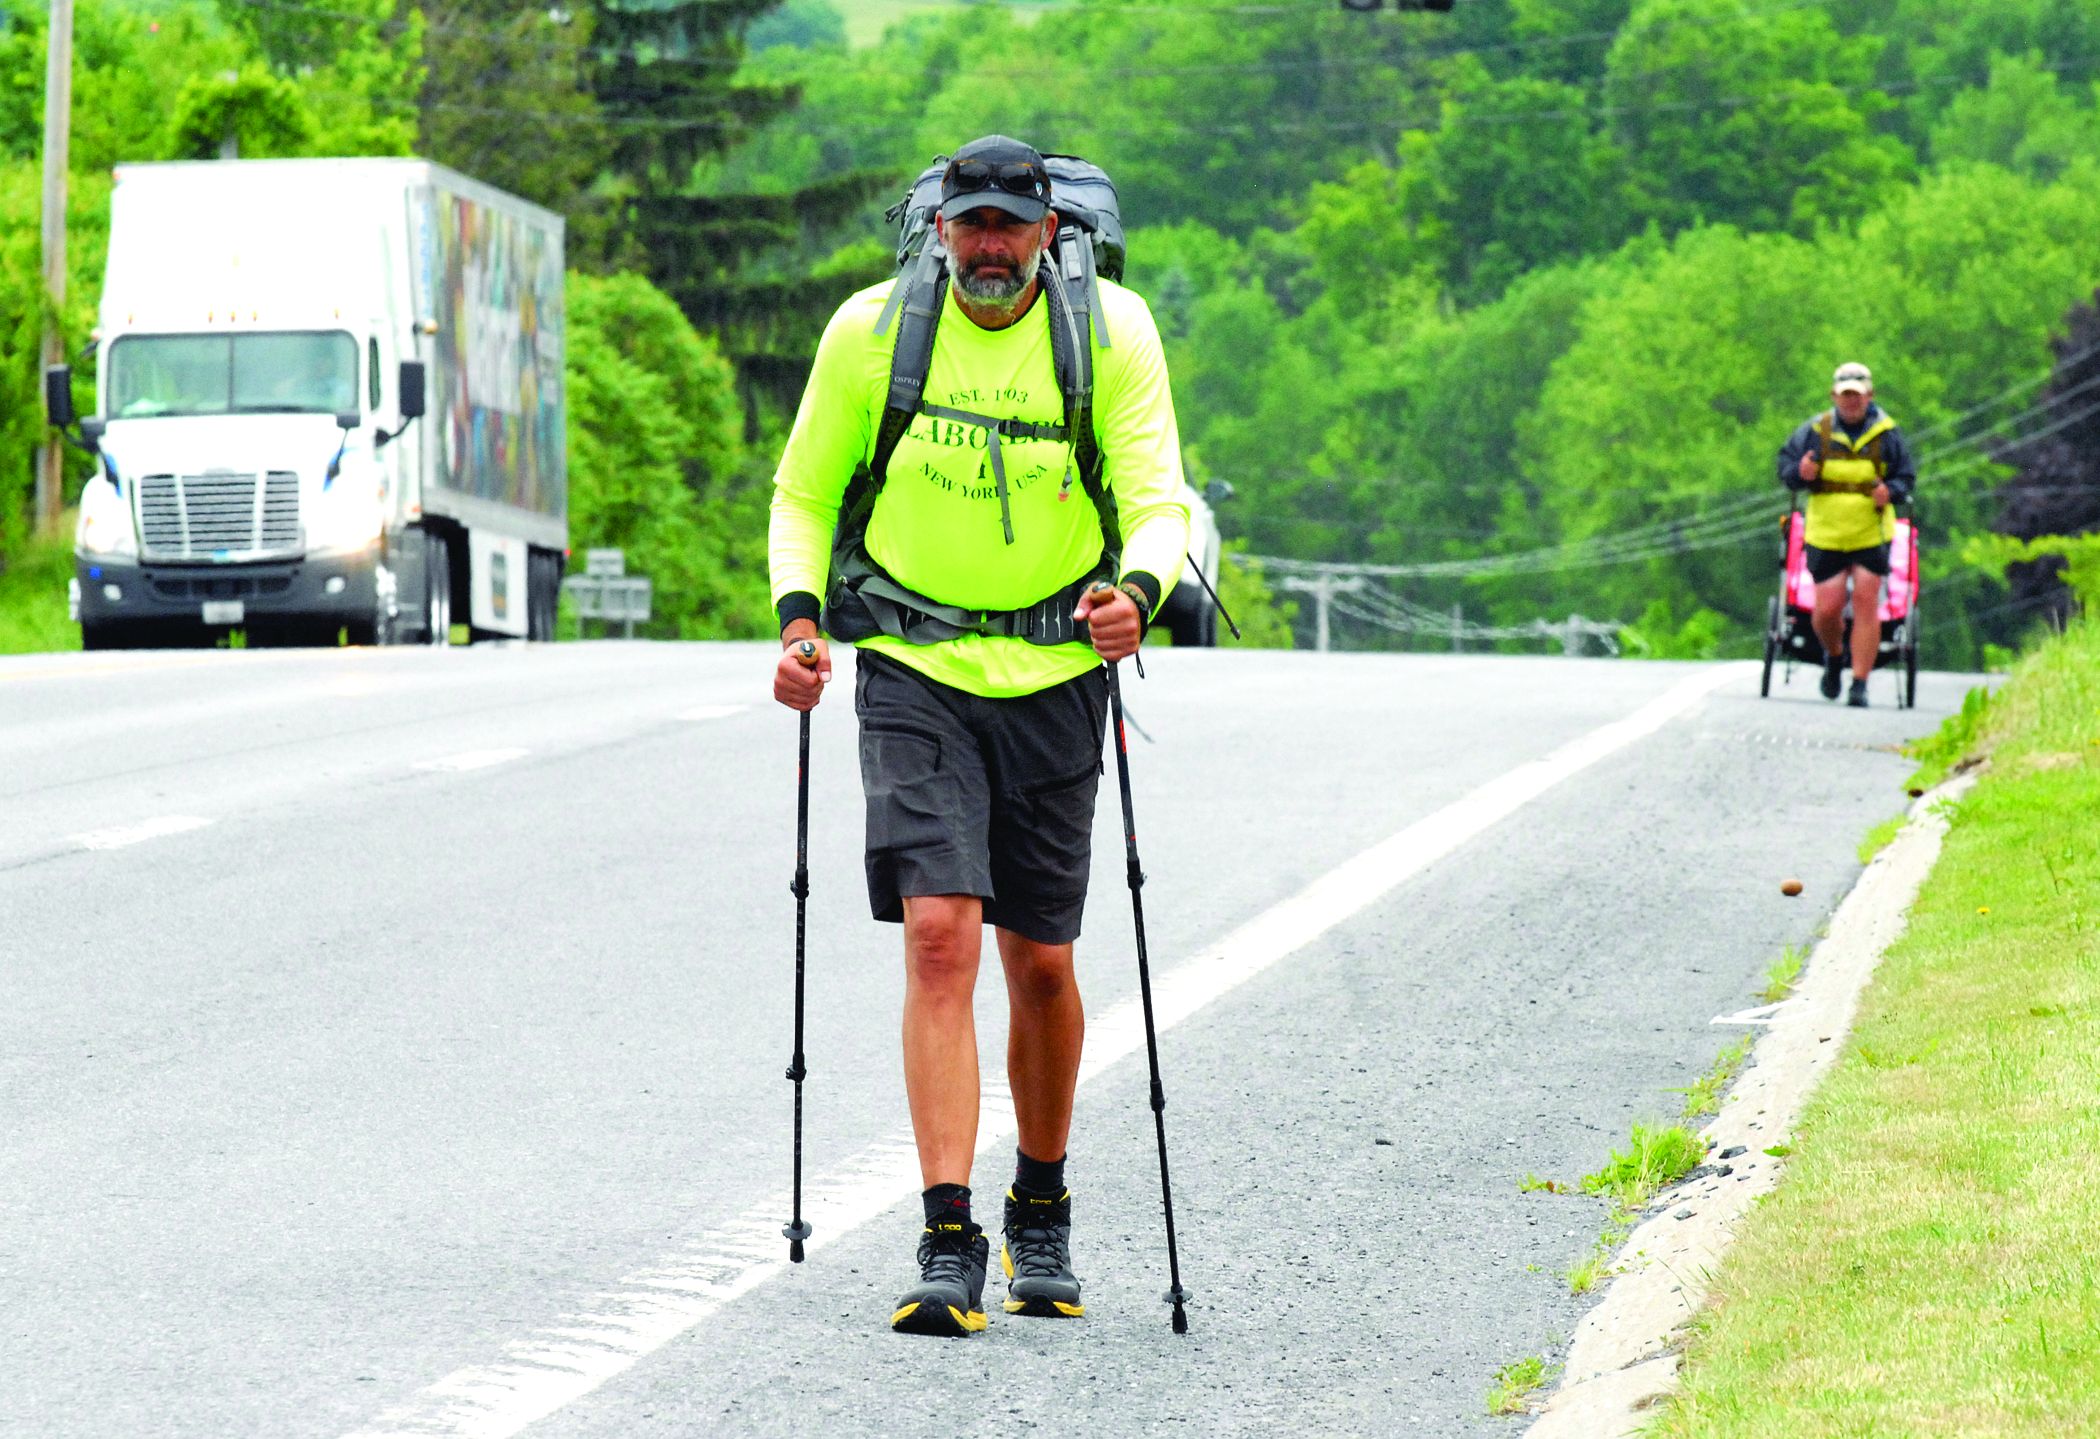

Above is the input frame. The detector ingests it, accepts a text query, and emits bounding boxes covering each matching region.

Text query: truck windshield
[107,332,359,418]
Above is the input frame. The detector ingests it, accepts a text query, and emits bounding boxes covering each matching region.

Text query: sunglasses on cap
[944,158,1049,199]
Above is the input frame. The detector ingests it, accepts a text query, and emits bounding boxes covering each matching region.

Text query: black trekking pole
[783,640,817,1264]
[1090,584,1193,1334]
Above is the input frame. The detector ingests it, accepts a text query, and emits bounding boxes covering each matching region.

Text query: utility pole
[34,0,73,536]
[1278,573,1364,653]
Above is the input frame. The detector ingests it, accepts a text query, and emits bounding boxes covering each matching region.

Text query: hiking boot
[1820,657,1843,700]
[1002,1188,1084,1318]
[1847,678,1869,708]
[890,1220,988,1336]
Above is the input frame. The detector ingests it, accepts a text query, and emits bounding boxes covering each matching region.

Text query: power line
[1905,334,2100,447]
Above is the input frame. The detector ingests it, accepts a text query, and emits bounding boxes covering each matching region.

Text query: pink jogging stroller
[1759,502,1920,708]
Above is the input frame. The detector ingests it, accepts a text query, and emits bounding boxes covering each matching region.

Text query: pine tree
[418,0,612,242]
[415,0,887,423]
[590,0,888,423]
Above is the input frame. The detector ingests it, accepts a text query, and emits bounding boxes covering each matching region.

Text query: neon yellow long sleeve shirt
[768,275,1190,698]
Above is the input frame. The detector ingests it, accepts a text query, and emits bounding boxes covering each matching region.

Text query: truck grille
[138,472,301,560]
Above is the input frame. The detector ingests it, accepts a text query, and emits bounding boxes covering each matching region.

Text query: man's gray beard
[954,241,1041,312]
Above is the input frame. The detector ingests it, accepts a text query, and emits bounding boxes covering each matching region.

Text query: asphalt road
[0,643,1971,1437]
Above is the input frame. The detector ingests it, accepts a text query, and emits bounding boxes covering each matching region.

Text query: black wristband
[1119,570,1162,618]
[776,590,821,634]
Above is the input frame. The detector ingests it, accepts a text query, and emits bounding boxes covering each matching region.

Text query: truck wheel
[527,549,561,641]
[424,531,454,646]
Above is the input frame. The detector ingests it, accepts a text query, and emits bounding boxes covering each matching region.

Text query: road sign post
[562,550,652,639]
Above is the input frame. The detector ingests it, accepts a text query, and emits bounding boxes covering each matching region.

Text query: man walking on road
[1776,361,1917,707]
[768,135,1190,1336]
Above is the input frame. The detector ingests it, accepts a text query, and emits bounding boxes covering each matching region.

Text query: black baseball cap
[938,135,1052,223]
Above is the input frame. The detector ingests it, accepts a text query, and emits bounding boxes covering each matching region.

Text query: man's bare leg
[994,925,1088,1319]
[902,894,984,1188]
[1849,568,1883,681]
[1811,573,1849,664]
[996,928,1084,1167]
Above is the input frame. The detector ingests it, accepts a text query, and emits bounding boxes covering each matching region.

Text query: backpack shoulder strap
[874,251,947,482]
[840,248,949,547]
[1041,262,1119,566]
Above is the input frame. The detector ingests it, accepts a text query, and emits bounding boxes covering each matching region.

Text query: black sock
[1014,1149,1066,1197]
[922,1182,972,1227]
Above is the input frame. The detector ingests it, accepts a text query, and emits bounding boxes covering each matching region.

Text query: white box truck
[47,158,567,648]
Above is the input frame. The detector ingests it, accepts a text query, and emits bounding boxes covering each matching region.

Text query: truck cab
[51,159,567,649]
[66,322,423,647]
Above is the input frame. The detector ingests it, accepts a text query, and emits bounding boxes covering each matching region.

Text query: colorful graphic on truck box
[418,187,565,518]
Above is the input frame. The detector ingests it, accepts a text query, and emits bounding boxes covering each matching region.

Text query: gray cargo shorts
[854,650,1108,946]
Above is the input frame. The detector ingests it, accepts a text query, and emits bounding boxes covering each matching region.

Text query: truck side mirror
[398,360,426,421]
[45,365,75,428]
[335,411,360,431]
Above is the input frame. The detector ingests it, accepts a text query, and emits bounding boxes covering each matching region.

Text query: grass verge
[1652,616,2100,1436]
[1580,1122,1708,1208]
[1855,813,1904,865]
[0,532,79,655]
[1486,1354,1552,1416]
[1674,1035,1754,1119]
[1566,1207,1635,1295]
[1758,944,1806,1005]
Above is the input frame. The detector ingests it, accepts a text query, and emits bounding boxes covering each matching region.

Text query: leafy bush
[565,271,768,639]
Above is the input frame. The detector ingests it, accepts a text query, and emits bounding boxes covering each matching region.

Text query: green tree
[170,63,315,159]
[0,0,247,168]
[1216,544,1296,649]
[591,0,888,421]
[747,0,843,53]
[1604,0,1914,236]
[1388,59,1631,303]
[1927,52,2100,181]
[215,0,422,156]
[0,163,107,553]
[1869,0,2100,144]
[1506,0,1633,86]
[1499,162,2100,660]
[418,1,610,229]
[565,269,767,637]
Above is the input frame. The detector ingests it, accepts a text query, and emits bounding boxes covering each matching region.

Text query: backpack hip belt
[826,535,1113,647]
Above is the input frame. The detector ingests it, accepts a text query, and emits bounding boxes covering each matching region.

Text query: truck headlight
[308,482,384,551]
[76,478,137,559]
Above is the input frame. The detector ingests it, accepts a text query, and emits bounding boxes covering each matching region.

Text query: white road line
[70,815,214,851]
[344,663,1747,1439]
[676,705,748,722]
[414,749,530,774]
